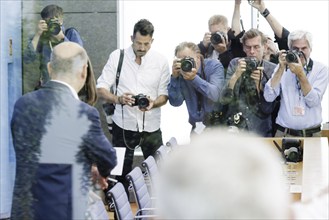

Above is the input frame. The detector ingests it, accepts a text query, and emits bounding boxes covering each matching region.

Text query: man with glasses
[220,28,277,137]
[264,30,328,137]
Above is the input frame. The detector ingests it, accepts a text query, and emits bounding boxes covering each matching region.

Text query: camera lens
[180,57,195,72]
[210,32,223,45]
[138,97,149,108]
[286,50,299,63]
[245,57,258,72]
[47,20,61,35]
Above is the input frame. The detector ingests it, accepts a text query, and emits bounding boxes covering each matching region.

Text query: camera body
[132,94,149,108]
[245,57,259,72]
[180,57,195,72]
[282,138,303,162]
[46,18,61,36]
[286,50,303,63]
[210,32,226,45]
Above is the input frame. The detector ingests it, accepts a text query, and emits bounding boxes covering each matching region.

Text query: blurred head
[288,30,312,65]
[263,35,279,62]
[48,42,88,92]
[131,19,154,58]
[174,41,202,73]
[241,28,268,61]
[78,59,97,106]
[157,129,290,220]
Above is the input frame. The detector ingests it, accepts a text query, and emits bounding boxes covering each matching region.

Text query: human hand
[202,32,212,48]
[91,164,108,190]
[119,92,135,106]
[287,56,304,77]
[37,19,48,35]
[172,59,181,78]
[248,0,266,12]
[181,68,197,81]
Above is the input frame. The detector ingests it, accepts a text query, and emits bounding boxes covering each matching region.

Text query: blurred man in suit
[11,42,117,220]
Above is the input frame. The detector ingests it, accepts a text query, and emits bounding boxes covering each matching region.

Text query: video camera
[132,94,149,108]
[282,138,303,163]
[180,57,195,72]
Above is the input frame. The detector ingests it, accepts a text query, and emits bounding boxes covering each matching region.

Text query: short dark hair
[41,4,63,19]
[133,19,154,38]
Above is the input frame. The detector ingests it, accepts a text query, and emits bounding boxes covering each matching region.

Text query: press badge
[293,106,305,116]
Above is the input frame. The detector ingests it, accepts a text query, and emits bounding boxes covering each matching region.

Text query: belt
[276,124,321,137]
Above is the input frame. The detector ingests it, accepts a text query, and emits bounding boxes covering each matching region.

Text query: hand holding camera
[172,57,197,80]
[120,92,151,110]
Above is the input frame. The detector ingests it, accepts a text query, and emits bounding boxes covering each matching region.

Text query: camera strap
[114,49,125,96]
[196,58,206,113]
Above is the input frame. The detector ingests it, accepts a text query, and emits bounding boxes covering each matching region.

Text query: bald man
[11,42,117,220]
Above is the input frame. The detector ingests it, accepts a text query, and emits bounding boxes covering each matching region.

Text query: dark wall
[22,0,118,140]
[22,0,117,93]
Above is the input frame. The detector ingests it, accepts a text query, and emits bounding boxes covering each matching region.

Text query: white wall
[119,0,329,144]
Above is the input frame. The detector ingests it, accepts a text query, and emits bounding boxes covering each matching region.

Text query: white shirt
[264,60,328,130]
[97,46,170,132]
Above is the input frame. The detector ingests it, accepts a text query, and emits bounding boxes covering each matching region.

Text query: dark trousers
[112,122,163,197]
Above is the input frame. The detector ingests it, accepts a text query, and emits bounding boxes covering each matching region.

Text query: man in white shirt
[97,19,170,195]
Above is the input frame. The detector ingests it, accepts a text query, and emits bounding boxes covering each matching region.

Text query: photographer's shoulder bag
[103,49,124,133]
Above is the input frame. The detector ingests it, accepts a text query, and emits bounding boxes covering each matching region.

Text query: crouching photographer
[220,28,278,137]
[168,41,225,135]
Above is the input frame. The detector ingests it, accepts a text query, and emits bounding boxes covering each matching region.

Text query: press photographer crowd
[6,0,328,219]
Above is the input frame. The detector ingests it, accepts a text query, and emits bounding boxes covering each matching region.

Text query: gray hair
[174,41,200,56]
[288,30,313,50]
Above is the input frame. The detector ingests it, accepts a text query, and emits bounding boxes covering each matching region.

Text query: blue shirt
[168,58,224,126]
[24,25,83,85]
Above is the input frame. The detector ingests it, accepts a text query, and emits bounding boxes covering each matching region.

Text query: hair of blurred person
[157,129,290,219]
[78,59,97,106]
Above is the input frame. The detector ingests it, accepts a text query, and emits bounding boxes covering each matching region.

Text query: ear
[81,64,88,80]
[130,35,134,42]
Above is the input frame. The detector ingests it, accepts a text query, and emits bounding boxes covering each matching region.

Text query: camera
[210,32,226,45]
[132,94,149,108]
[282,138,303,163]
[180,57,195,72]
[285,50,303,63]
[245,57,259,72]
[46,19,61,36]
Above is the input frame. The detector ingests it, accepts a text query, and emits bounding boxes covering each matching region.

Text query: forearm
[31,33,42,51]
[96,87,119,104]
[270,65,285,88]
[231,2,241,36]
[153,95,168,108]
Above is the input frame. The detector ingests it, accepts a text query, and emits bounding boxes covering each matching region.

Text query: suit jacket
[11,81,117,220]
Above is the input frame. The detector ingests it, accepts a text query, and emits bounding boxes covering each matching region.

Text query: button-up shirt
[97,46,170,132]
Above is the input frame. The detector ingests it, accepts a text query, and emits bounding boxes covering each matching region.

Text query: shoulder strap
[114,49,124,95]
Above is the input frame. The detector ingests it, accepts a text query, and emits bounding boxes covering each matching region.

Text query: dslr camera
[282,138,303,163]
[132,94,149,108]
[244,57,259,72]
[285,50,303,63]
[46,18,62,36]
[210,32,226,45]
[180,57,195,72]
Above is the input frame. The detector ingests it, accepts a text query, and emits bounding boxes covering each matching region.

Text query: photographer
[198,0,246,70]
[24,4,83,88]
[264,30,328,137]
[96,19,170,196]
[168,42,225,135]
[220,28,277,137]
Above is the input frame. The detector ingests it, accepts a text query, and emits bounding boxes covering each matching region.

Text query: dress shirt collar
[50,80,79,100]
